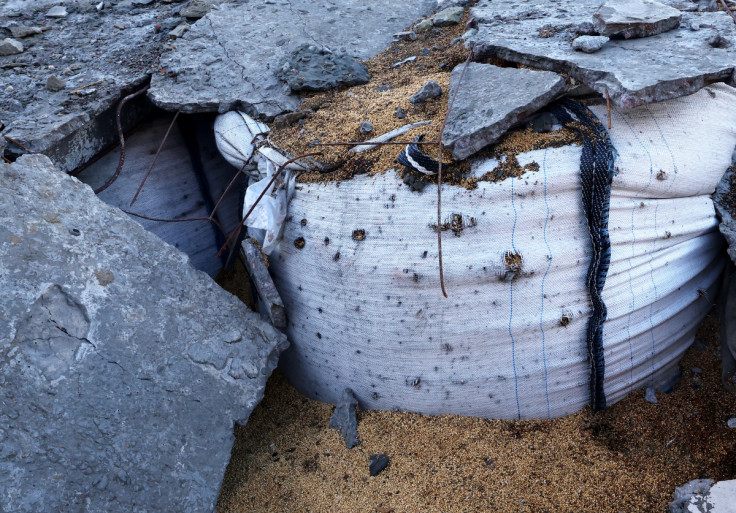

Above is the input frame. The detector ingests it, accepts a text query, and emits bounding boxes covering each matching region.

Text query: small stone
[593,0,682,39]
[369,454,389,476]
[574,21,598,35]
[572,35,609,53]
[46,6,68,18]
[46,76,66,92]
[0,38,24,56]
[420,47,431,56]
[691,367,703,374]
[9,26,43,39]
[180,0,212,19]
[394,31,417,41]
[728,418,736,428]
[360,121,373,134]
[530,112,557,133]
[433,6,465,27]
[410,80,442,104]
[276,44,370,92]
[395,107,406,119]
[329,388,360,449]
[415,19,434,32]
[645,387,658,404]
[273,111,307,129]
[169,22,190,38]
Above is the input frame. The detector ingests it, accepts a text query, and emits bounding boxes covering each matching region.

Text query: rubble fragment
[469,0,736,108]
[442,63,566,160]
[410,80,442,104]
[329,388,361,449]
[594,0,682,39]
[276,44,370,92]
[0,154,288,513]
[433,6,465,27]
[572,35,610,53]
[0,37,23,55]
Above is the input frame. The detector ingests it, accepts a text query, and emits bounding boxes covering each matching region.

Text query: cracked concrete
[148,0,437,118]
[468,0,736,108]
[0,154,288,513]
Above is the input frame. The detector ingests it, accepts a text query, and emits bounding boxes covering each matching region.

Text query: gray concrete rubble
[593,0,682,39]
[0,154,288,513]
[715,168,736,391]
[0,0,197,172]
[669,479,736,513]
[276,44,371,92]
[442,63,566,160]
[148,0,437,118]
[572,35,610,53]
[714,166,736,265]
[468,0,736,108]
[329,388,360,449]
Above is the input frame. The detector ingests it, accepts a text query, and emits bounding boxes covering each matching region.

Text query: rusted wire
[2,135,27,152]
[129,111,180,206]
[94,85,150,194]
[719,0,736,24]
[215,152,322,259]
[123,210,229,239]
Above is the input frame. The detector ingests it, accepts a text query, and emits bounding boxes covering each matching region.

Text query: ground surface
[215,309,735,513]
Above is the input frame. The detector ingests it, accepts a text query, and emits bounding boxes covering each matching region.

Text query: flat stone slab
[442,63,566,160]
[148,0,437,118]
[594,0,682,39]
[469,0,736,108]
[0,154,288,513]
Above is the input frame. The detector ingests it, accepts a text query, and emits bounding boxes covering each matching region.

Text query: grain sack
[268,83,736,419]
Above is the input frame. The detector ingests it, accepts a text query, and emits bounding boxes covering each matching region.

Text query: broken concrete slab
[714,166,736,265]
[469,0,736,108]
[148,0,437,118]
[442,63,566,160]
[0,154,288,513]
[669,479,736,513]
[0,1,178,172]
[276,44,370,92]
[594,0,682,39]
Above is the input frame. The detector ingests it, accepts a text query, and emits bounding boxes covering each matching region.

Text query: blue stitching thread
[540,148,552,418]
[509,173,521,419]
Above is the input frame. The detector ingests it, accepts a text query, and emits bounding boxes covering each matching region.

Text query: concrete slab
[148,0,437,118]
[468,0,736,108]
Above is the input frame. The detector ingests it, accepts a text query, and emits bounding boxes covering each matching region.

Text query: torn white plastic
[214,111,269,169]
[243,159,299,255]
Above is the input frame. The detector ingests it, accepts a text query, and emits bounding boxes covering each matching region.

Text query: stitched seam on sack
[509,176,521,420]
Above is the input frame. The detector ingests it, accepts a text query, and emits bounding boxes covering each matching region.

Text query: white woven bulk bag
[268,83,736,419]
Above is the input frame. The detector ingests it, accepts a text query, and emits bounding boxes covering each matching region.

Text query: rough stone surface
[469,0,736,108]
[433,6,465,27]
[329,388,360,449]
[149,0,436,117]
[670,479,736,513]
[0,1,188,172]
[594,0,682,39]
[275,44,370,92]
[410,79,442,104]
[442,63,566,160]
[0,154,288,513]
[572,35,610,53]
[46,5,68,18]
[0,37,23,55]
